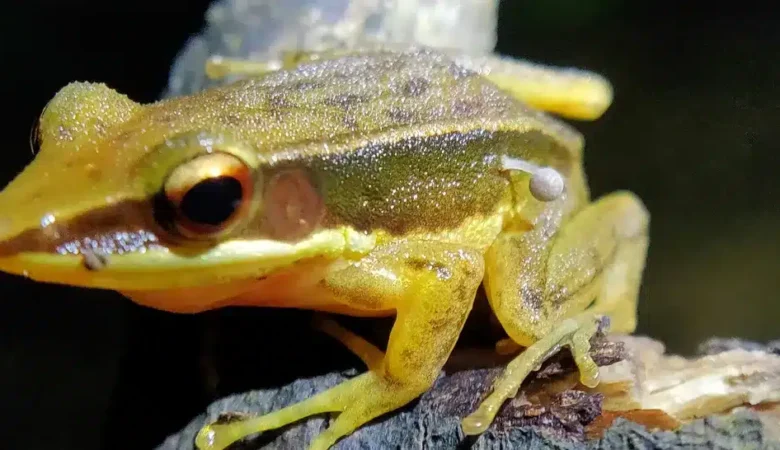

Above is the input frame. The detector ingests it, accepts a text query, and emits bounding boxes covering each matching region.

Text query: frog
[0,46,648,450]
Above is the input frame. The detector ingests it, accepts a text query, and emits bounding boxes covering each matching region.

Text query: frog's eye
[161,152,255,239]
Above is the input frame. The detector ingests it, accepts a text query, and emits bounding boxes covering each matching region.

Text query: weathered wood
[156,336,780,450]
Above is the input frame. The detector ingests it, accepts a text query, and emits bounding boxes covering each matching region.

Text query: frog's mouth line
[0,230,351,291]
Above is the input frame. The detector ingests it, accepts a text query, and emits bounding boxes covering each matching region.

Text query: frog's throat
[0,228,375,291]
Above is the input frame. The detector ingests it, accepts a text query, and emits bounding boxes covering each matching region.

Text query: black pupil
[179,176,243,226]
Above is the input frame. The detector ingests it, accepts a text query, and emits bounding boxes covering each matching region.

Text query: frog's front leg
[196,241,484,450]
[462,191,649,434]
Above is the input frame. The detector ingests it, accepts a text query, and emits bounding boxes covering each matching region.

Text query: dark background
[0,1,777,449]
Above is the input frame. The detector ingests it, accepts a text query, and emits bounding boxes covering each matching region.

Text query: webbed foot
[461,314,603,435]
[196,370,429,450]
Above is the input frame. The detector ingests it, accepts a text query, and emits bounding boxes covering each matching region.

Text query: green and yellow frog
[0,47,648,449]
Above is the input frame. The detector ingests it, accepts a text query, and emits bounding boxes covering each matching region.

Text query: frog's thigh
[463,192,648,434]
[459,53,613,120]
[487,191,648,342]
[548,191,649,332]
[196,241,484,450]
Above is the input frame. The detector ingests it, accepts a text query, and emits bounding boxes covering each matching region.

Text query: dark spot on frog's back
[290,80,323,92]
[342,114,359,131]
[428,316,451,334]
[401,77,430,97]
[220,113,242,126]
[521,286,544,312]
[405,257,449,276]
[324,93,370,110]
[452,99,483,118]
[386,107,415,124]
[448,61,478,80]
[268,92,292,109]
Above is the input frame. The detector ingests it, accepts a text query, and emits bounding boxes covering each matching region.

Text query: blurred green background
[0,1,777,449]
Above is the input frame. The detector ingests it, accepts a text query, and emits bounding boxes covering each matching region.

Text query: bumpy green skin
[0,48,583,258]
[145,48,582,238]
[0,46,648,450]
[310,131,504,234]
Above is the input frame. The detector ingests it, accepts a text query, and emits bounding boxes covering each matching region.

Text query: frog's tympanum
[0,48,648,449]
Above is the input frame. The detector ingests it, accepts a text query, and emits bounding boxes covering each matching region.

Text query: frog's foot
[461,314,603,435]
[468,191,649,434]
[196,370,427,450]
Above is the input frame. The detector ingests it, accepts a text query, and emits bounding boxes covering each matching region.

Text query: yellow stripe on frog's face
[0,228,372,291]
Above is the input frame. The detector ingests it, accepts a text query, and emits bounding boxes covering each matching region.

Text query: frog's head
[0,83,367,304]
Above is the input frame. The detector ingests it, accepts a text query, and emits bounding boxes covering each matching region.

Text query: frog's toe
[194,379,345,450]
[307,399,389,450]
[195,421,240,450]
[569,316,602,388]
[461,314,605,435]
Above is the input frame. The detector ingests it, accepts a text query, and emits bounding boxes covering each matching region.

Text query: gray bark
[156,337,780,450]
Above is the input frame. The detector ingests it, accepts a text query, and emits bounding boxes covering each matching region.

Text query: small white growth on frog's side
[501,155,565,202]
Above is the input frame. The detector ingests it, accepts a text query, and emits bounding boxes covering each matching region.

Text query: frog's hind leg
[204,50,341,80]
[565,193,649,334]
[204,56,287,80]
[462,191,649,435]
[312,314,384,371]
[196,241,484,450]
[203,48,613,121]
[454,53,614,121]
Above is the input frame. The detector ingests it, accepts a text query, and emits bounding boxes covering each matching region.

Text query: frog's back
[143,48,582,157]
[127,48,587,242]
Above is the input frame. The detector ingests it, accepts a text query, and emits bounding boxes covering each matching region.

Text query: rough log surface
[156,337,780,450]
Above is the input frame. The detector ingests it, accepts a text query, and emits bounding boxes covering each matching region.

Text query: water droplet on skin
[40,214,56,228]
[40,214,62,239]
